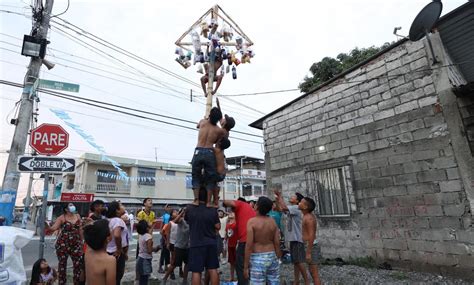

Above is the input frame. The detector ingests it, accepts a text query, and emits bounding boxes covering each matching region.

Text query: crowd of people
[32,184,321,285]
[31,107,321,285]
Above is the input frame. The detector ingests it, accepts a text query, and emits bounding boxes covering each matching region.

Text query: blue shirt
[185,204,219,247]
[162,213,171,224]
[268,210,282,229]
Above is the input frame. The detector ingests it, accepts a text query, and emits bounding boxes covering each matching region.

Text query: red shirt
[226,222,238,247]
[234,200,256,243]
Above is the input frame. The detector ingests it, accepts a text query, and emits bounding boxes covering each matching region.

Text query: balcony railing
[96,182,131,194]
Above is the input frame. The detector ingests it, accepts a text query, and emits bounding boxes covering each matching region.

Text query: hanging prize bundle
[174,17,255,80]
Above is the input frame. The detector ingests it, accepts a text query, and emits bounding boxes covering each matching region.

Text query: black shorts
[169,243,175,252]
[290,241,305,264]
[188,244,219,272]
[191,148,217,191]
[174,247,189,266]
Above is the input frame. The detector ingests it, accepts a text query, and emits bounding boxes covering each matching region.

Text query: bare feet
[192,199,199,206]
[206,203,213,208]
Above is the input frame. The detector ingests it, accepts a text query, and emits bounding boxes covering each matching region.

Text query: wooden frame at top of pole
[174,4,254,117]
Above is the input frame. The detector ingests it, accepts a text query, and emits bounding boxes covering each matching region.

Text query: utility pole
[21,172,34,229]
[1,0,54,213]
[205,5,219,117]
[154,147,158,163]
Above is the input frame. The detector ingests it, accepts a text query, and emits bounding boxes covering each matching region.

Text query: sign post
[23,123,71,259]
[38,172,49,259]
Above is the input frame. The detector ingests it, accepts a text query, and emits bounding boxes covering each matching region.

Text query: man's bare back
[85,249,116,285]
[196,119,225,148]
[247,216,280,254]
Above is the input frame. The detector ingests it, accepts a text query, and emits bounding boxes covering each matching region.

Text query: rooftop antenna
[408,0,443,65]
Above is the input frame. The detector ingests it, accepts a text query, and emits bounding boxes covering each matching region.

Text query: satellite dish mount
[409,0,443,65]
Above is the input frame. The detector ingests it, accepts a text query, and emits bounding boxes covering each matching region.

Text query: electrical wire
[0,58,263,137]
[220,88,301,97]
[0,79,264,144]
[50,0,69,18]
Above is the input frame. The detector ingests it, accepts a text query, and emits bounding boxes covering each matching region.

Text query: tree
[299,43,392,93]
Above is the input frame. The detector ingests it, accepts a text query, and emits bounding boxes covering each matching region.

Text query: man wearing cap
[216,98,235,136]
[274,185,309,285]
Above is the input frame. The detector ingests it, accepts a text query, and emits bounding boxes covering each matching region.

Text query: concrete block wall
[263,39,474,276]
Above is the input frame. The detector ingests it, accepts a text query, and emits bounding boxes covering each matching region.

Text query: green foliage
[346,256,377,269]
[299,43,392,93]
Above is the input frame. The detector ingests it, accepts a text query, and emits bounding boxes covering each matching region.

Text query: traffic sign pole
[38,172,49,259]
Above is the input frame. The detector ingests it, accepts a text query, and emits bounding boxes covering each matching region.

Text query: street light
[21,35,47,59]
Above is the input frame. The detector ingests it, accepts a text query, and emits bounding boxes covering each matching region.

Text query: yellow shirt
[137,210,155,225]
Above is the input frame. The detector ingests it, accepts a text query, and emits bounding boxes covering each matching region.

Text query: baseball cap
[224,114,235,130]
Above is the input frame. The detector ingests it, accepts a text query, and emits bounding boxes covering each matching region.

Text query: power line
[0,79,263,144]
[220,88,301,97]
[0,58,262,138]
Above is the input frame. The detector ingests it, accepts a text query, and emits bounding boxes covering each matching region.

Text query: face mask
[68,205,76,213]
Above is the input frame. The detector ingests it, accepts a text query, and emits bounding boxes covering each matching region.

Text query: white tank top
[170,221,178,244]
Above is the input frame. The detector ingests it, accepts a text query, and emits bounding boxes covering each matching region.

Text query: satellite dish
[409,1,443,41]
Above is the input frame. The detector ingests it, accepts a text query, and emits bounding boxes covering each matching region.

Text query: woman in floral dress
[46,203,84,285]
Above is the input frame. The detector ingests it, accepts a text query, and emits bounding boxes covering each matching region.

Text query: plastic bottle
[232,66,237,80]
[191,31,201,53]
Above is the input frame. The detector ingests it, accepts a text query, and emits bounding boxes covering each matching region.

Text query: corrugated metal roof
[437,1,474,84]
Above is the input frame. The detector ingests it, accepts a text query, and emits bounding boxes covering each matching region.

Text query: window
[253,185,263,196]
[166,170,176,176]
[305,164,355,217]
[186,175,193,189]
[257,171,262,176]
[138,167,155,186]
[226,181,237,193]
[97,169,117,183]
[243,182,252,196]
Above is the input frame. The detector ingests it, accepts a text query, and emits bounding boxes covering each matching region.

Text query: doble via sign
[17,156,75,173]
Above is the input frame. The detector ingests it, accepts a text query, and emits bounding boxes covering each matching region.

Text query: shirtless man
[212,137,231,207]
[216,97,235,137]
[299,197,321,285]
[192,107,226,207]
[244,196,282,284]
[83,219,116,285]
[201,52,224,96]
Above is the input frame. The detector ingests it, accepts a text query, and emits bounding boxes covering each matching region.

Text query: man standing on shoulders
[300,197,321,285]
[274,186,308,285]
[244,196,281,284]
[223,197,256,285]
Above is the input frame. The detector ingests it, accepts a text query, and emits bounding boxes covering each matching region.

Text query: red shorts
[228,246,236,264]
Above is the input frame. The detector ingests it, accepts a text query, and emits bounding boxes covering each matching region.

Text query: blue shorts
[250,251,280,285]
[188,244,219,272]
[191,148,217,191]
[136,257,152,275]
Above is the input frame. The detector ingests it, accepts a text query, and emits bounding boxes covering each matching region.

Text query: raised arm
[274,190,289,212]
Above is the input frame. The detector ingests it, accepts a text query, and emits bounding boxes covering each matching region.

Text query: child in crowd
[30,258,57,285]
[300,197,321,285]
[164,208,190,283]
[244,196,281,284]
[136,220,159,285]
[83,219,116,285]
[225,212,238,282]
